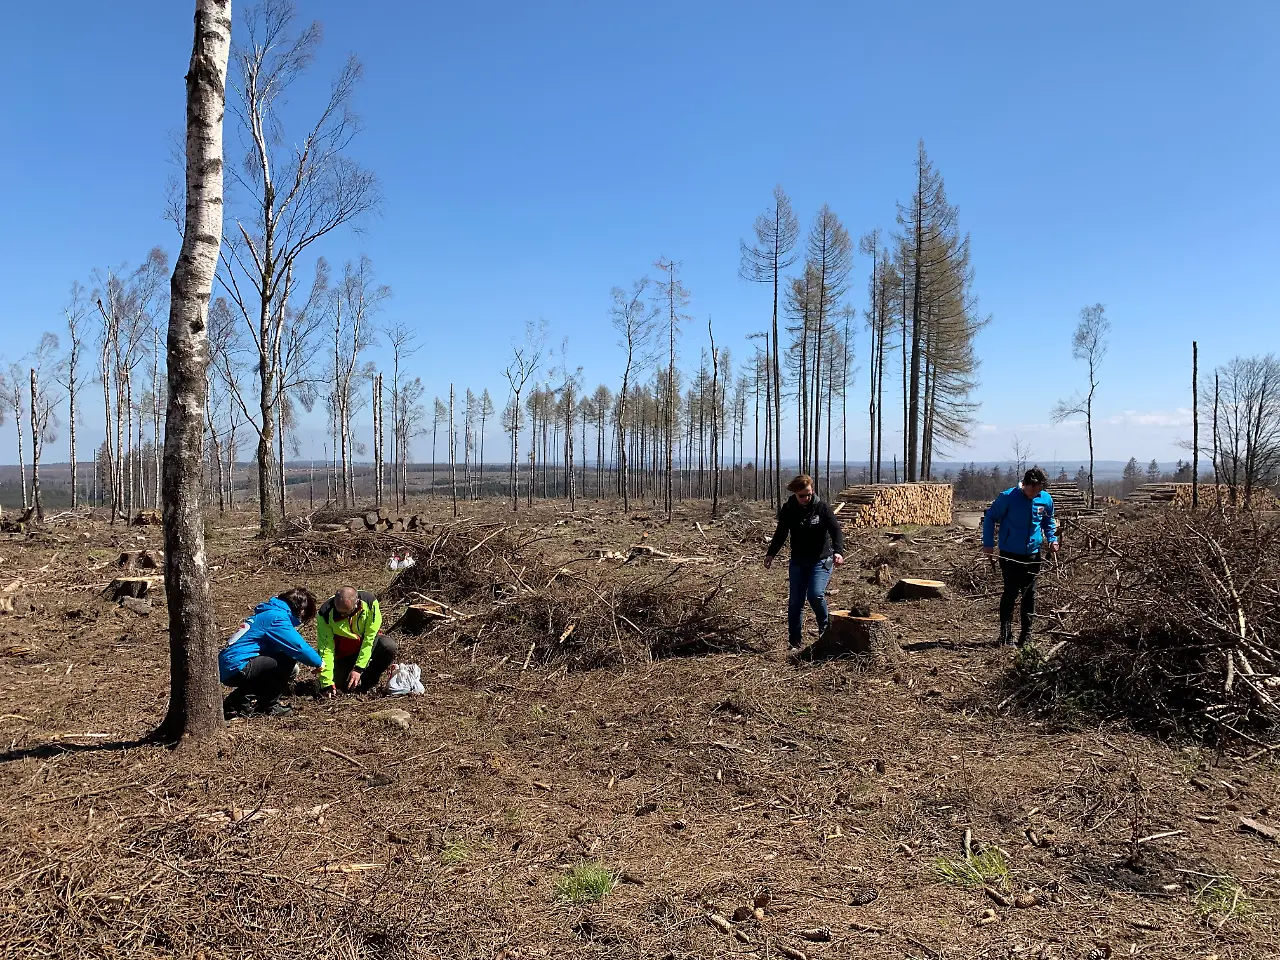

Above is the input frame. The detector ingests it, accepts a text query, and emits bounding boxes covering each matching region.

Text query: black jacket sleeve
[823,501,845,556]
[766,504,789,557]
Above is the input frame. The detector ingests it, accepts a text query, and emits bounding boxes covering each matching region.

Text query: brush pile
[1011,511,1280,743]
[480,571,754,670]
[385,522,547,604]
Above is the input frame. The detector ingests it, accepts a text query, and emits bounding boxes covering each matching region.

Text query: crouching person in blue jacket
[218,587,321,719]
[982,467,1058,648]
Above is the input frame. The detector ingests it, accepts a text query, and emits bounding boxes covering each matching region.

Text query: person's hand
[323,684,337,699]
[982,545,995,558]
[763,555,774,570]
[833,553,845,567]
[346,668,362,692]
[1048,541,1060,555]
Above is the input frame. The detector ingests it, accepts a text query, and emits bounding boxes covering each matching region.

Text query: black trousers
[999,552,1042,632]
[334,634,398,693]
[226,654,296,710]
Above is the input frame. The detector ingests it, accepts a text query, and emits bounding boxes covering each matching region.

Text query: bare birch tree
[155,0,231,744]
[58,284,89,508]
[502,321,545,511]
[219,0,379,535]
[654,258,690,521]
[1052,304,1110,507]
[384,321,420,506]
[3,364,27,510]
[28,334,62,522]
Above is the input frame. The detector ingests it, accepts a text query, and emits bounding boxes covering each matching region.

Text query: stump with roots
[795,611,898,665]
[886,578,949,602]
[104,578,153,602]
[394,600,451,634]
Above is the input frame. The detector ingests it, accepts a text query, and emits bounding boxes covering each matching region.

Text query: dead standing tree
[740,185,799,508]
[155,0,231,744]
[1052,304,1110,507]
[58,284,89,507]
[610,278,658,512]
[220,0,379,535]
[502,321,545,512]
[2,365,27,510]
[654,257,690,521]
[28,334,62,522]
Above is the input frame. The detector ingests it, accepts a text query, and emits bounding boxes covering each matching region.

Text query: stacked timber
[346,508,430,533]
[835,482,953,529]
[1126,483,1279,511]
[1046,481,1103,520]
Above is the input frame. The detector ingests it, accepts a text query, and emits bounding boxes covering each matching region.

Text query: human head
[787,474,815,502]
[1022,467,1048,496]
[277,586,317,623]
[333,585,360,618]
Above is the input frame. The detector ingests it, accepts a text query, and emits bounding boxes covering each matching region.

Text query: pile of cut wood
[835,482,952,528]
[1125,483,1279,511]
[343,508,430,533]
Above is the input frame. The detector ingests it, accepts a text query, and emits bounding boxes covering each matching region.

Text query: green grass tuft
[1197,878,1252,922]
[556,863,614,904]
[933,848,1010,889]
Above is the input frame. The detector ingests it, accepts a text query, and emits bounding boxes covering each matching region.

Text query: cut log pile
[345,508,431,533]
[836,482,953,529]
[1125,483,1279,511]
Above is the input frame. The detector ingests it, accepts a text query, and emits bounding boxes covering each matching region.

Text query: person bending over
[764,474,846,648]
[982,467,1058,647]
[316,586,399,696]
[219,587,321,719]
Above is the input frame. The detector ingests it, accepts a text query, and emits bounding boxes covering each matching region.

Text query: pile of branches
[479,568,755,670]
[1011,511,1279,745]
[385,522,551,605]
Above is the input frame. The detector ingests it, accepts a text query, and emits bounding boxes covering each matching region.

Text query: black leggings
[999,552,1041,631]
[226,654,296,709]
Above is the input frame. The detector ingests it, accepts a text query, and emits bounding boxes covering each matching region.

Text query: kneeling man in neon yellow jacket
[316,586,399,696]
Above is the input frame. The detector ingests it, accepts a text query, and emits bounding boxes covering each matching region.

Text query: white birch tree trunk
[155,0,230,743]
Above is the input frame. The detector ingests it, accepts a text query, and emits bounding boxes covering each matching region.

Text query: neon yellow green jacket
[315,591,382,687]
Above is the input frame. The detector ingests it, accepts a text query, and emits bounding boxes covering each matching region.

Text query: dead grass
[0,499,1278,958]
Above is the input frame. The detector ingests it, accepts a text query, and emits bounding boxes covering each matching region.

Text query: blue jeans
[788,558,833,646]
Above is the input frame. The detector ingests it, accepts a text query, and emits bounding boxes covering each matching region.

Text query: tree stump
[104,578,152,602]
[886,578,949,602]
[796,611,897,664]
[119,596,152,617]
[116,549,162,571]
[396,601,449,634]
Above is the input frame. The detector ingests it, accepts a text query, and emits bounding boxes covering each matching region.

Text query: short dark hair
[277,586,317,623]
[787,474,814,493]
[1023,467,1049,487]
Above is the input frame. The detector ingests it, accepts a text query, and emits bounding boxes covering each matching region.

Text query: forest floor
[0,497,1277,959]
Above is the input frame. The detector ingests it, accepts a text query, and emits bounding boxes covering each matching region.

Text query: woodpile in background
[344,508,430,533]
[836,482,953,529]
[1126,483,1279,511]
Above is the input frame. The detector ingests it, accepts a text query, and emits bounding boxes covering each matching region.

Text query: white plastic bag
[385,662,425,696]
[387,553,417,572]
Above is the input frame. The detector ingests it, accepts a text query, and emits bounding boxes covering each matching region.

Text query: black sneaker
[223,693,254,720]
[998,622,1014,646]
[256,700,293,718]
[1017,629,1033,649]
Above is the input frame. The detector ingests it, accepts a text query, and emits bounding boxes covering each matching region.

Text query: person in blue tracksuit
[982,467,1058,647]
[218,587,321,718]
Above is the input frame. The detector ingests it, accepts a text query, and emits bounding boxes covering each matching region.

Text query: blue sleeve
[1042,497,1058,544]
[982,492,1006,549]
[266,612,323,667]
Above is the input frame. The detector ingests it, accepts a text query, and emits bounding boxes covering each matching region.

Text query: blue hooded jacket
[218,597,323,683]
[982,486,1057,555]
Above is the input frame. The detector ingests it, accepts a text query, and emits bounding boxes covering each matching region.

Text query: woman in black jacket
[764,475,845,647]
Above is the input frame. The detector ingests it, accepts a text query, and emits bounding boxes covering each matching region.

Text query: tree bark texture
[155,0,231,744]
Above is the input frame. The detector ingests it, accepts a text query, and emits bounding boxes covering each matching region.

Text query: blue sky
[1,0,1277,468]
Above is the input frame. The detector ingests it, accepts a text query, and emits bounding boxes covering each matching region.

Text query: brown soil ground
[1,498,1277,959]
